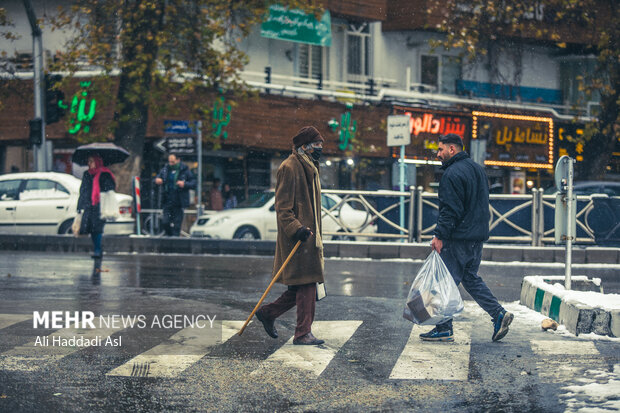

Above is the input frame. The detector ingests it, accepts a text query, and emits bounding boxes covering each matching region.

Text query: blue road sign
[164,120,193,134]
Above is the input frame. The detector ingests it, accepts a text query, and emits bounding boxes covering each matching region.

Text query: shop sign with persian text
[393,107,470,159]
[261,5,332,46]
[472,111,553,169]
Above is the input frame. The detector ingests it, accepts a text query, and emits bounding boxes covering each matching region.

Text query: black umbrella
[72,143,130,166]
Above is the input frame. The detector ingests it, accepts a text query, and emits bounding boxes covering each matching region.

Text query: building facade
[0,0,616,206]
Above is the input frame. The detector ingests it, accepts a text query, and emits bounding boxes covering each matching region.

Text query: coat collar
[440,151,469,170]
[293,152,319,176]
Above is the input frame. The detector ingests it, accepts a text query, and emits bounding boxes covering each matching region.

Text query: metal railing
[136,188,608,244]
[322,188,599,245]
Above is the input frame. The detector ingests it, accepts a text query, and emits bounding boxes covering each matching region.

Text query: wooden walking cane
[238,240,302,336]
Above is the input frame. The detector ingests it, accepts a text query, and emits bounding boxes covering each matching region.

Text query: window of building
[441,56,462,94]
[346,23,370,83]
[421,55,438,90]
[298,44,326,84]
[559,57,600,107]
[421,55,462,94]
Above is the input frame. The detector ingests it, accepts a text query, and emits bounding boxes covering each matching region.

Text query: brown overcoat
[273,152,324,285]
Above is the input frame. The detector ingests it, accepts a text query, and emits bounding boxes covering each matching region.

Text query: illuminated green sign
[329,104,357,151]
[59,81,97,134]
[212,96,231,140]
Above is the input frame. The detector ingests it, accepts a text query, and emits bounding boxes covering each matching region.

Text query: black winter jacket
[156,162,196,208]
[434,151,490,242]
[78,171,115,234]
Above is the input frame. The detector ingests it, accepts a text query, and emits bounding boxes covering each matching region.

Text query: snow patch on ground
[561,365,620,413]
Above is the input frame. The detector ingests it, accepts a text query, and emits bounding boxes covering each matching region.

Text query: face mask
[310,147,322,161]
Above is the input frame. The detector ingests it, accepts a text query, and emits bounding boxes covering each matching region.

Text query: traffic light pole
[23,0,47,171]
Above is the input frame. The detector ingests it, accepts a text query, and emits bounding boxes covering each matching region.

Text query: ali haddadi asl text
[34,335,121,347]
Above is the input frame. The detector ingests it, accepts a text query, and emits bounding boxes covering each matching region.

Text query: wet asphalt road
[0,251,618,412]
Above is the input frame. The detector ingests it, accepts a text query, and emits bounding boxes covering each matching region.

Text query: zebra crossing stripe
[0,314,31,330]
[0,316,125,372]
[530,340,599,356]
[530,340,605,381]
[106,320,245,378]
[389,322,472,381]
[251,320,362,378]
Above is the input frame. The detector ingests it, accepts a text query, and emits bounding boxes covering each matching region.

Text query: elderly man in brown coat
[255,126,326,345]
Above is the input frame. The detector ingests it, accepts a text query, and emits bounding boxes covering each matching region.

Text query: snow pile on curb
[520,275,620,337]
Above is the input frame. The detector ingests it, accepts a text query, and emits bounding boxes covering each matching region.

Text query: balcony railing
[240,67,592,121]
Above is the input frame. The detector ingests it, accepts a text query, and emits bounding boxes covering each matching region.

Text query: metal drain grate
[130,362,150,377]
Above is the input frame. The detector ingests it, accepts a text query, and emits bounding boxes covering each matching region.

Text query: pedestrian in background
[155,154,196,236]
[223,183,237,209]
[77,154,115,275]
[421,133,513,342]
[209,178,223,211]
[255,126,326,345]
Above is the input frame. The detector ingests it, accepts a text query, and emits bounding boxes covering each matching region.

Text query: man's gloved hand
[294,226,312,242]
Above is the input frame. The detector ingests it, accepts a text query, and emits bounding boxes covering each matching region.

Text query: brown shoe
[293,332,324,346]
[256,309,278,339]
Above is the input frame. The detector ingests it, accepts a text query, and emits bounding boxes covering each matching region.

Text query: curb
[2,234,620,263]
[520,275,618,337]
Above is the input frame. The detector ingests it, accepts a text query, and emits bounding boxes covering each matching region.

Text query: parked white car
[190,191,376,240]
[0,172,134,235]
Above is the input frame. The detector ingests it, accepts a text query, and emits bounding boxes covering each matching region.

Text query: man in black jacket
[155,154,196,236]
[421,134,513,342]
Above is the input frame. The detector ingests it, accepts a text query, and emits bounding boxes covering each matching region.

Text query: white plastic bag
[100,190,120,221]
[403,250,464,325]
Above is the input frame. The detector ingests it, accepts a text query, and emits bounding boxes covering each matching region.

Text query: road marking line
[0,314,31,330]
[252,320,362,378]
[531,340,606,381]
[389,322,472,381]
[0,316,125,372]
[530,340,599,356]
[106,320,245,378]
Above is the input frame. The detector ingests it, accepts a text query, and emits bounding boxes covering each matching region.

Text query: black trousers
[162,205,184,236]
[437,240,504,330]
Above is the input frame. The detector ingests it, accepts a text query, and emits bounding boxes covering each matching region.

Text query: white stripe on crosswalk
[389,322,472,381]
[0,316,125,371]
[251,320,362,378]
[530,340,605,381]
[106,320,245,378]
[530,340,599,356]
[0,314,31,330]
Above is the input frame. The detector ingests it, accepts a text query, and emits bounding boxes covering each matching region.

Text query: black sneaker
[419,326,454,342]
[492,311,514,342]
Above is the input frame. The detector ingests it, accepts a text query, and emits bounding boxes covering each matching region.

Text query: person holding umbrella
[77,155,116,274]
[72,143,129,275]
[254,126,326,346]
